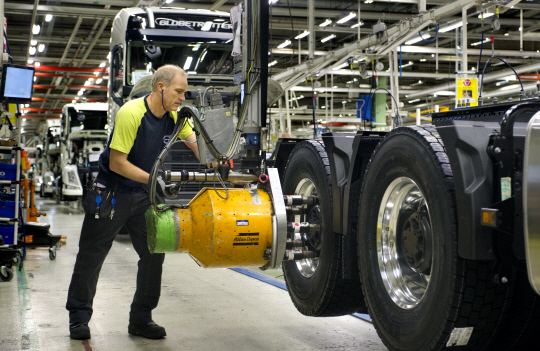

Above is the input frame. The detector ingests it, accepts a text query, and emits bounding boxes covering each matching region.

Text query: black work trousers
[66,182,165,326]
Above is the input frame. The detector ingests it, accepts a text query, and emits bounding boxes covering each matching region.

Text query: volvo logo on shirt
[163,135,171,144]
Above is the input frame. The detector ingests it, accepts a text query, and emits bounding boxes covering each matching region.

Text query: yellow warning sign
[456,78,478,107]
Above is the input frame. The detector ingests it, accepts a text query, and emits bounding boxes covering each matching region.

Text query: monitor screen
[0,64,35,104]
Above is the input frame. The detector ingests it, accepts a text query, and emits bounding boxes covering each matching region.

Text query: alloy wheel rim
[377,177,433,309]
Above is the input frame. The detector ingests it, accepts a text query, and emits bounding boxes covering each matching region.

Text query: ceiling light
[38,43,45,52]
[166,0,174,3]
[351,22,363,29]
[33,76,36,82]
[321,34,336,43]
[431,54,435,57]
[478,12,495,19]
[434,91,455,96]
[500,84,520,91]
[405,34,430,45]
[192,43,201,51]
[29,46,36,55]
[35,62,40,67]
[337,12,356,24]
[99,62,106,68]
[295,31,309,39]
[365,0,373,3]
[27,59,34,64]
[77,90,84,96]
[471,38,490,46]
[269,0,279,4]
[96,78,103,84]
[420,58,427,62]
[184,56,193,70]
[319,19,332,27]
[277,40,292,48]
[439,21,463,33]
[408,99,421,103]
[33,25,40,35]
[31,40,37,46]
[225,39,233,43]
[504,33,509,36]
[45,14,53,22]
[400,61,414,68]
[268,60,278,67]
[333,86,337,88]
[201,21,213,31]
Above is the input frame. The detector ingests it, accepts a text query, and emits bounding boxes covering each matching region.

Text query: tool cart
[0,63,38,281]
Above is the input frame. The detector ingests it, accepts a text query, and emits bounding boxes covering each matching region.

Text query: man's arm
[184,133,199,160]
[183,133,217,168]
[109,148,150,184]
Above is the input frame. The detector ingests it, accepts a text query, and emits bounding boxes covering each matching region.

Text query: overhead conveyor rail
[272,0,515,92]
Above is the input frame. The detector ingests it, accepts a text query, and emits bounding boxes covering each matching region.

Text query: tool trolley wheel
[49,247,56,260]
[357,126,512,351]
[0,266,14,282]
[281,140,365,317]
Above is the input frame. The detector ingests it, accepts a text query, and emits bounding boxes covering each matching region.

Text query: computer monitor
[0,63,35,104]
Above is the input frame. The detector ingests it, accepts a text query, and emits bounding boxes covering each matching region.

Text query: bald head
[151,65,186,92]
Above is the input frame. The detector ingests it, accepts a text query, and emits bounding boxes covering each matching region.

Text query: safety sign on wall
[456,78,478,107]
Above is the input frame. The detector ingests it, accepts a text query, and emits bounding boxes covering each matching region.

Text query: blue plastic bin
[0,201,16,218]
[0,164,17,181]
[0,225,16,245]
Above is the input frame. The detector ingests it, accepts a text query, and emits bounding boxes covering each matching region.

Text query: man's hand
[156,177,180,199]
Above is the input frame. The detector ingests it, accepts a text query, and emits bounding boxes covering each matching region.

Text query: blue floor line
[230,268,372,323]
[230,268,288,290]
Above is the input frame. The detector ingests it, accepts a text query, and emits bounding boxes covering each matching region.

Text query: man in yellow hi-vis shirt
[66,65,196,341]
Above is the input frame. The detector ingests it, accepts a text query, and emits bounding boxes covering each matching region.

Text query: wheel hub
[401,212,432,274]
[306,205,322,250]
[293,178,321,278]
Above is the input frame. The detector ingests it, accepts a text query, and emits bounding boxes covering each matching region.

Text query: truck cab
[57,102,108,201]
[108,7,236,128]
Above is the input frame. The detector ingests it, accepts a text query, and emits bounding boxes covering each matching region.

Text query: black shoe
[128,321,166,339]
[70,323,91,340]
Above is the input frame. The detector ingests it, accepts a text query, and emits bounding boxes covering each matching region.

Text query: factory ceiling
[2,0,540,137]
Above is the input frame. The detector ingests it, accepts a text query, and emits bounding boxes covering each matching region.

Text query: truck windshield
[67,107,108,133]
[127,40,233,85]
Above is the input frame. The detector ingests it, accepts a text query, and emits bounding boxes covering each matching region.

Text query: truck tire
[282,140,364,316]
[357,126,512,351]
[491,265,540,350]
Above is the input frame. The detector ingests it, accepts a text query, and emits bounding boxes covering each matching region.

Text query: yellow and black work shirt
[98,95,193,188]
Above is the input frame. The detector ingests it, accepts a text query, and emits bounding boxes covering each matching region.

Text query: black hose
[368,87,402,128]
[148,108,190,213]
[479,56,524,100]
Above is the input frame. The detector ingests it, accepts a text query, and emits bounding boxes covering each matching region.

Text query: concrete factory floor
[0,198,387,351]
